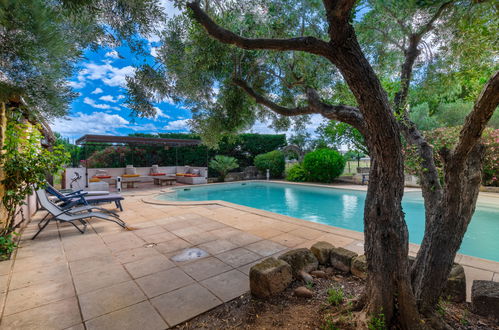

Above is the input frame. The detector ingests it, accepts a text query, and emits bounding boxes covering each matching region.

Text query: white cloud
[83,97,120,110]
[68,80,85,89]
[154,107,171,120]
[75,63,136,88]
[163,119,190,131]
[51,112,129,136]
[91,88,103,94]
[105,50,120,59]
[99,95,118,103]
[150,47,159,57]
[117,95,125,100]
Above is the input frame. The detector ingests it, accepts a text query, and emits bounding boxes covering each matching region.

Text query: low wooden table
[153,177,177,186]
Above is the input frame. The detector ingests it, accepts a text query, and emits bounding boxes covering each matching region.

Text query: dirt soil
[173,267,499,330]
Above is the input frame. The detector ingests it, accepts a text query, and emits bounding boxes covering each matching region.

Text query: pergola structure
[75,134,205,186]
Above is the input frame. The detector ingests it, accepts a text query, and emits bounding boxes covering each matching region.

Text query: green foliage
[1,119,69,237]
[317,121,368,155]
[410,102,499,130]
[0,0,164,119]
[303,149,346,183]
[0,232,18,260]
[285,164,307,182]
[327,287,344,306]
[404,127,499,186]
[209,155,238,182]
[367,312,386,330]
[305,281,314,290]
[254,150,285,178]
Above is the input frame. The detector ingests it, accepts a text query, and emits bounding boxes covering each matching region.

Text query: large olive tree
[127,0,498,327]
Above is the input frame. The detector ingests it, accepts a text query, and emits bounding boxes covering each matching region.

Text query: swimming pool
[157,181,499,262]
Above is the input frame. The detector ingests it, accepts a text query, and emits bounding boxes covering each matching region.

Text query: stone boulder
[278,248,318,277]
[443,264,466,302]
[351,255,367,279]
[471,280,499,320]
[294,286,314,298]
[310,241,334,265]
[329,247,358,273]
[249,258,293,298]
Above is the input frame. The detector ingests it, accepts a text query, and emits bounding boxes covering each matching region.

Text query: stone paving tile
[131,225,166,238]
[9,263,71,291]
[105,235,146,253]
[124,255,176,279]
[140,231,177,244]
[493,272,499,282]
[182,231,218,245]
[4,280,75,316]
[170,225,206,238]
[198,239,238,255]
[343,240,365,254]
[0,274,8,293]
[12,254,66,273]
[224,232,262,246]
[0,259,13,276]
[64,323,85,330]
[135,267,194,298]
[245,240,287,257]
[73,264,131,294]
[460,255,499,273]
[85,301,168,330]
[0,297,81,330]
[64,245,112,262]
[161,219,195,231]
[79,281,146,321]
[180,257,232,281]
[200,269,249,302]
[151,283,221,327]
[113,246,163,264]
[215,248,262,268]
[289,227,325,240]
[209,227,241,240]
[154,237,191,255]
[69,254,120,275]
[247,227,284,239]
[270,233,308,248]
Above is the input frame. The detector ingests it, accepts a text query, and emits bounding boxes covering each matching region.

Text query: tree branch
[232,78,366,133]
[415,1,453,38]
[187,2,331,56]
[322,0,357,42]
[453,70,499,161]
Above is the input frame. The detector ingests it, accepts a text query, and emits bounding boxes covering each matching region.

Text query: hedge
[254,150,285,178]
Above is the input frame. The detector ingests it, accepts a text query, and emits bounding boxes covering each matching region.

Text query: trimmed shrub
[286,164,307,182]
[303,148,346,183]
[254,150,285,178]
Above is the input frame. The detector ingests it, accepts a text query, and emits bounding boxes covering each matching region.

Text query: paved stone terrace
[0,185,498,329]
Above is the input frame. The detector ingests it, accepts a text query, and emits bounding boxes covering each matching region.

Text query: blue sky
[50,1,326,141]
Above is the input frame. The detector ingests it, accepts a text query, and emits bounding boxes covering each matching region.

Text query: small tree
[209,155,238,182]
[0,119,69,258]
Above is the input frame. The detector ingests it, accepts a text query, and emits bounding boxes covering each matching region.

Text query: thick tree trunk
[412,145,485,310]
[328,26,421,328]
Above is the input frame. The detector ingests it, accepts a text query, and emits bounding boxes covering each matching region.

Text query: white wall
[64,166,208,187]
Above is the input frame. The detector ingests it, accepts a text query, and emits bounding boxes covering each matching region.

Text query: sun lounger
[33,189,127,239]
[45,184,124,211]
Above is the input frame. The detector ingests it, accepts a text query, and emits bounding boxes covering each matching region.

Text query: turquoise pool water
[157,181,499,262]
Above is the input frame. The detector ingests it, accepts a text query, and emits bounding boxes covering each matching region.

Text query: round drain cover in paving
[171,248,209,262]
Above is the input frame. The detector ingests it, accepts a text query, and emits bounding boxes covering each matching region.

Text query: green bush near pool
[302,149,346,183]
[286,163,307,182]
[254,150,285,178]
